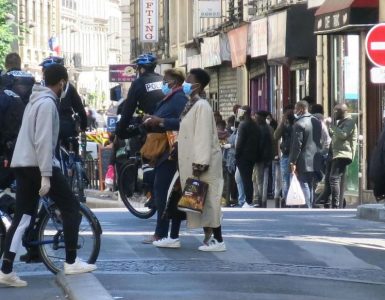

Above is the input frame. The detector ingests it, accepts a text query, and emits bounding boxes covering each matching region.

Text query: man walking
[289,100,322,208]
[0,64,96,288]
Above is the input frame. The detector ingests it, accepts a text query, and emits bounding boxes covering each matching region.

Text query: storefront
[248,18,269,113]
[267,4,317,118]
[314,0,379,199]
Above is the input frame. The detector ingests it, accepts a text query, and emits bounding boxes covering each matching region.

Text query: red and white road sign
[366,23,385,67]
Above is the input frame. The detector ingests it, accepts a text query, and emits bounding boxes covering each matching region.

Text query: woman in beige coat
[178,68,226,252]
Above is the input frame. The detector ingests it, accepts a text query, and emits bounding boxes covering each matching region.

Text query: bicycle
[117,122,156,219]
[0,194,101,274]
[58,136,88,203]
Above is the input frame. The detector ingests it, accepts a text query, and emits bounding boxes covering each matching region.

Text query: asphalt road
[93,208,385,299]
[2,207,385,299]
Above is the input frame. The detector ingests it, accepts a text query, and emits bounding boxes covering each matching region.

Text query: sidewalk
[357,202,385,222]
[85,189,124,209]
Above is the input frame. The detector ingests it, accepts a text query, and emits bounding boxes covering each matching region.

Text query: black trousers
[317,158,350,208]
[237,159,255,205]
[2,167,80,269]
[153,159,182,239]
[329,158,350,207]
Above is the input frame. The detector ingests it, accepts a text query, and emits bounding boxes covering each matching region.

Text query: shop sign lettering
[141,0,158,42]
[315,9,349,33]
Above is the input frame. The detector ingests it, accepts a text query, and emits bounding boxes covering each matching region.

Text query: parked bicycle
[0,194,101,274]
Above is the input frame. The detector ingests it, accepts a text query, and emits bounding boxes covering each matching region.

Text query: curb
[56,272,113,300]
[86,196,124,209]
[357,204,385,222]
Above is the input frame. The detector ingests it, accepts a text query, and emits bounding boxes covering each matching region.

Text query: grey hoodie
[11,85,60,176]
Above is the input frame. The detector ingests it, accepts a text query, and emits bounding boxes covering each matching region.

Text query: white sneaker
[242,202,254,208]
[198,239,226,252]
[64,258,97,275]
[153,237,181,248]
[0,271,27,287]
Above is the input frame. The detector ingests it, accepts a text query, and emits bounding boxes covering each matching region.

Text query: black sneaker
[19,252,42,263]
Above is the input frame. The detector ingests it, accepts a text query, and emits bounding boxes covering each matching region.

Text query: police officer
[116,53,163,138]
[1,52,35,105]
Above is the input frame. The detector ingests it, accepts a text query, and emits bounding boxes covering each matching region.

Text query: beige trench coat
[178,98,223,229]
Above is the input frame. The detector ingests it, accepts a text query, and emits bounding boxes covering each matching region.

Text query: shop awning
[268,4,316,62]
[314,0,378,34]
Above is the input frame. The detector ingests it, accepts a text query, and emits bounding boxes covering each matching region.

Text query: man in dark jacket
[1,53,35,105]
[116,53,164,138]
[254,111,274,208]
[235,106,260,208]
[39,56,87,154]
[289,100,322,208]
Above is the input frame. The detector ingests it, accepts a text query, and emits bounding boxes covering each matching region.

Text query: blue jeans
[235,167,245,206]
[297,172,315,208]
[273,160,281,199]
[280,155,290,200]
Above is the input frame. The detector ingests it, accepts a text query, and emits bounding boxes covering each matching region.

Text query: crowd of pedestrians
[218,99,357,209]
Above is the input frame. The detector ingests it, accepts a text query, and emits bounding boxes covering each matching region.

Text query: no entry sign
[366,23,385,67]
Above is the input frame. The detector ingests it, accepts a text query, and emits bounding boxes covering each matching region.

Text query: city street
[4,207,385,299]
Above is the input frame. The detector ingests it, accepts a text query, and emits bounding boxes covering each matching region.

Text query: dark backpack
[0,90,26,160]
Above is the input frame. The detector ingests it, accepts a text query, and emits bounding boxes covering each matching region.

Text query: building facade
[14,0,60,80]
[61,0,123,109]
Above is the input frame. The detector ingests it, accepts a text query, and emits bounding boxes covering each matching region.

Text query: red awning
[315,0,379,16]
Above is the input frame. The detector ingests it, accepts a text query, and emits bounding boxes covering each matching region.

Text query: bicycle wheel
[71,163,86,203]
[37,203,101,274]
[118,162,156,219]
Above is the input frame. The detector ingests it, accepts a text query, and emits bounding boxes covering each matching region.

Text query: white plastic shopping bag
[286,173,306,206]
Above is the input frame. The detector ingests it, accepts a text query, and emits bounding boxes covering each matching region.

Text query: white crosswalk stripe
[293,240,382,270]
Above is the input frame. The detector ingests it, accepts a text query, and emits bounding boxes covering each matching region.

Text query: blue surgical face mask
[182,82,193,96]
[161,83,172,95]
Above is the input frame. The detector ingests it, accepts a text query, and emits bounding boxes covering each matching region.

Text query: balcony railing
[248,0,307,17]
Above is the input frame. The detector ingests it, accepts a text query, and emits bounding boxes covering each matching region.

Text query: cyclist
[115,53,163,211]
[0,64,96,288]
[0,53,34,190]
[1,52,35,105]
[116,53,163,138]
[40,56,87,155]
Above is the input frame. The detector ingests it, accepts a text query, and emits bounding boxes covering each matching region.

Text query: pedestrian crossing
[99,231,385,272]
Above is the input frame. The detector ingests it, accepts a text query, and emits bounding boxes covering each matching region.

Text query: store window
[329,34,360,195]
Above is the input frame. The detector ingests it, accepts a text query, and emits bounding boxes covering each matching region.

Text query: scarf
[180,94,201,118]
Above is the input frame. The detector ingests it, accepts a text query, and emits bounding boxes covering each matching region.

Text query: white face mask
[60,81,69,99]
[236,108,246,121]
[266,119,271,125]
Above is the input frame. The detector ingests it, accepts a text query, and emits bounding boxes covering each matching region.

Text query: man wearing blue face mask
[140,68,188,246]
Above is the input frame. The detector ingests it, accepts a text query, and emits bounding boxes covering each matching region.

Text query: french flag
[48,37,61,55]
